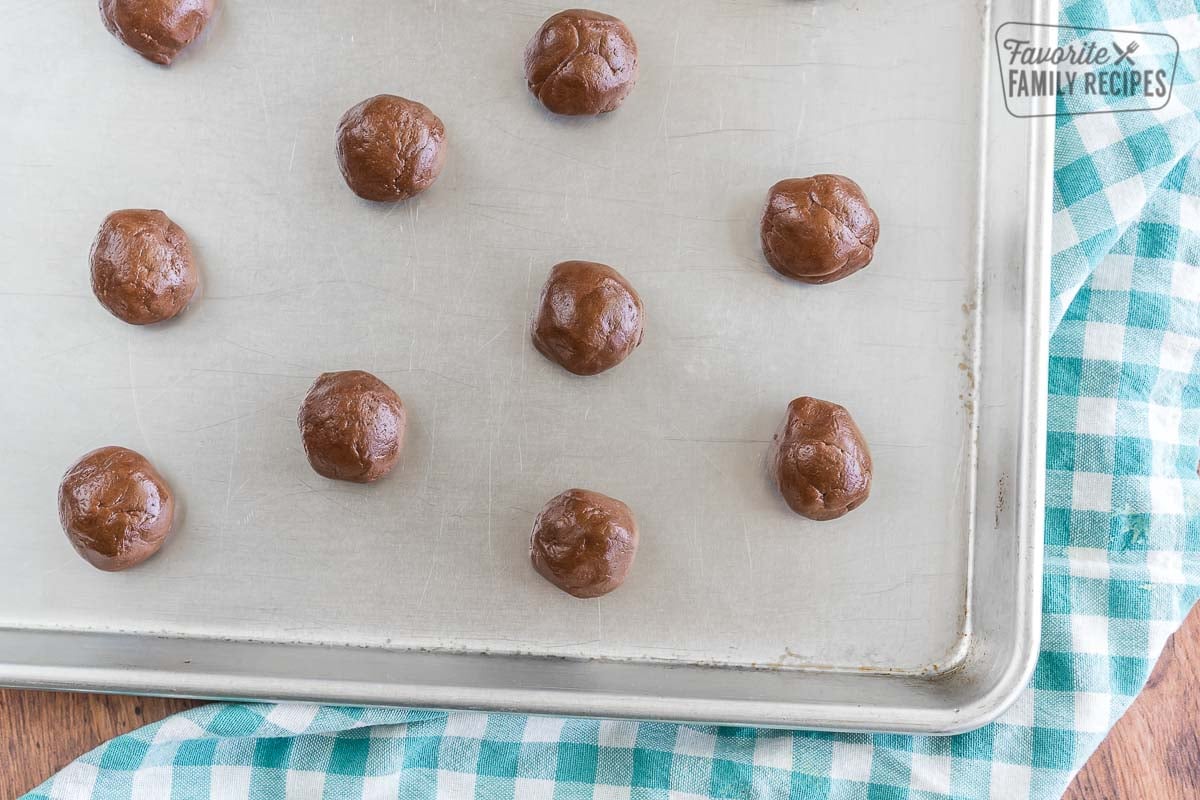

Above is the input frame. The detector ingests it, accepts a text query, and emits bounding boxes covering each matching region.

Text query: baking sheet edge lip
[934,16,1055,732]
[0,620,982,679]
[0,665,1011,734]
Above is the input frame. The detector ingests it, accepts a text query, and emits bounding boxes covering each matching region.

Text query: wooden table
[4,605,1199,797]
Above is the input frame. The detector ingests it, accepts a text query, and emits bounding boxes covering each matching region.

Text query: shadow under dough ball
[90,209,199,325]
[99,0,216,66]
[769,397,872,521]
[761,175,880,284]
[58,446,176,571]
[298,370,407,483]
[524,9,639,115]
[336,94,447,203]
[531,261,644,376]
[530,489,639,598]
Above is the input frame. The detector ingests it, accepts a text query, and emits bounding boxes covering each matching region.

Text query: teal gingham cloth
[24,2,1200,798]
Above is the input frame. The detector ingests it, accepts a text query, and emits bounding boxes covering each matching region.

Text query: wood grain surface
[2,606,1199,798]
[1064,601,1200,800]
[0,691,200,797]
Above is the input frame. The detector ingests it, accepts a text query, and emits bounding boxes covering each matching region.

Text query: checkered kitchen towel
[25,1,1200,798]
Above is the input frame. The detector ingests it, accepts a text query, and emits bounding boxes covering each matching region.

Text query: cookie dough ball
[99,0,216,66]
[769,397,872,521]
[532,261,644,376]
[530,489,639,598]
[524,9,639,115]
[761,175,880,284]
[298,371,407,483]
[90,209,199,325]
[58,446,176,571]
[336,95,447,203]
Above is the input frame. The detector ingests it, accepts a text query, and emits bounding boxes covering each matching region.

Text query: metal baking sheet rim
[0,0,1054,734]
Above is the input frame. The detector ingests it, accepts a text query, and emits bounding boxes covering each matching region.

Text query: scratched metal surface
[0,0,1040,708]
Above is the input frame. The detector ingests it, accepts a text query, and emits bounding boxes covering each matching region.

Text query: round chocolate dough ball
[524,9,639,116]
[58,446,176,571]
[298,370,407,483]
[99,0,215,66]
[769,397,872,521]
[761,175,880,284]
[336,95,447,203]
[531,261,644,376]
[89,209,199,325]
[530,489,639,598]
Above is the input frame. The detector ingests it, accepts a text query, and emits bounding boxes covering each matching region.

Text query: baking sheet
[0,0,1050,731]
